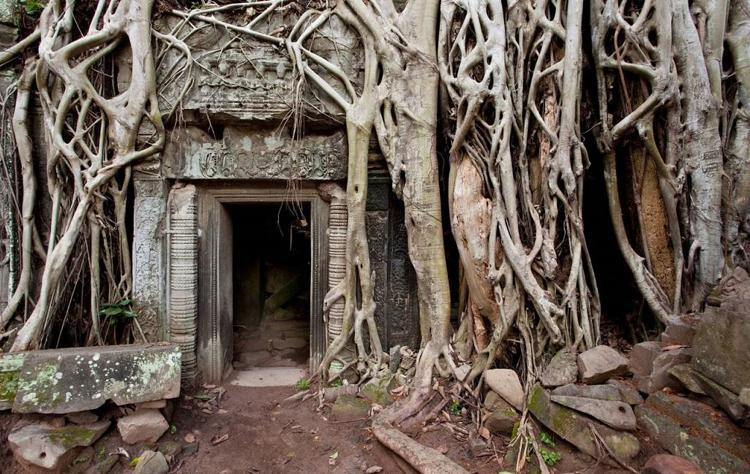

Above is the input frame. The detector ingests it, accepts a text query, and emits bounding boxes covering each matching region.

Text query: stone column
[132,162,168,341]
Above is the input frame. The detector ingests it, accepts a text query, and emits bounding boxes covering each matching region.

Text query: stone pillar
[166,184,198,381]
[0,0,19,313]
[132,162,168,340]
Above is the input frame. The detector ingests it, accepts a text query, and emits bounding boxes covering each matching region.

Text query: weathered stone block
[484,395,519,436]
[577,345,628,384]
[636,391,750,474]
[550,395,636,430]
[133,450,169,474]
[330,395,370,422]
[0,352,24,410]
[552,383,623,402]
[691,303,750,395]
[8,420,110,472]
[528,384,640,462]
[660,315,698,347]
[7,343,180,414]
[485,369,524,410]
[667,364,706,395]
[642,454,703,474]
[636,348,691,394]
[628,341,662,377]
[117,409,169,445]
[540,348,578,388]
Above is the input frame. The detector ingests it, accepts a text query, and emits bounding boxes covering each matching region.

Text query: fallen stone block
[0,352,24,410]
[642,454,703,474]
[552,383,622,402]
[485,369,524,410]
[528,384,640,462]
[361,375,395,406]
[667,364,706,395]
[636,391,750,474]
[659,315,698,347]
[628,341,662,377]
[8,420,110,472]
[636,348,691,394]
[691,302,750,395]
[693,371,749,426]
[330,395,370,422]
[550,395,636,430]
[322,384,358,403]
[606,379,644,405]
[483,393,519,436]
[6,343,180,414]
[577,345,628,384]
[540,348,578,388]
[741,388,750,408]
[133,450,169,474]
[117,409,169,445]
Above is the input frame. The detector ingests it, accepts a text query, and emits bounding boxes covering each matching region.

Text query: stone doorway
[192,183,328,384]
[229,203,312,372]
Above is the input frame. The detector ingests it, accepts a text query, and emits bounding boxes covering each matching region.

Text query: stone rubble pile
[6,399,178,473]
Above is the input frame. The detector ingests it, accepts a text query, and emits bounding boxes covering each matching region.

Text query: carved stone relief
[163,127,347,181]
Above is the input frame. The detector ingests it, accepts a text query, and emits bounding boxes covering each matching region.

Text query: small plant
[296,378,311,391]
[169,424,177,434]
[100,298,137,320]
[540,431,555,447]
[448,399,462,416]
[21,0,46,16]
[539,446,562,466]
[329,378,343,387]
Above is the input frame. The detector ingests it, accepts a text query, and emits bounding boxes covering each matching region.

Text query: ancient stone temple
[128,16,420,384]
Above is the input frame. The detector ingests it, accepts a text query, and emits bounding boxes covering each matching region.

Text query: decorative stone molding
[319,183,347,343]
[166,184,199,381]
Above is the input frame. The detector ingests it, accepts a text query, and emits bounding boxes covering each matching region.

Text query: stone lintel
[1,343,181,414]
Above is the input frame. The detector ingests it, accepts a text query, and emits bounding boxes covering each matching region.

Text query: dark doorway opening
[229,202,312,370]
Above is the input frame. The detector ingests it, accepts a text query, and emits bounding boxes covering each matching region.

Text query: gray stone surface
[693,371,749,425]
[550,395,636,430]
[667,364,706,395]
[635,348,691,394]
[636,391,750,474]
[484,397,519,436]
[642,454,703,474]
[66,411,99,425]
[540,349,578,388]
[8,420,110,471]
[606,379,644,405]
[741,388,750,407]
[628,341,662,377]
[330,395,370,422]
[659,315,698,347]
[552,383,623,402]
[7,344,180,414]
[485,369,524,410]
[132,171,168,342]
[691,302,750,395]
[117,409,169,445]
[133,450,169,474]
[577,345,628,384]
[528,384,640,461]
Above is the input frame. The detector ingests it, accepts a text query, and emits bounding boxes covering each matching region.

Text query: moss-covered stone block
[9,343,180,414]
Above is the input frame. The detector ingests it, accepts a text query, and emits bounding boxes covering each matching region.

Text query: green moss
[0,371,19,402]
[17,361,64,409]
[550,404,575,434]
[48,426,97,450]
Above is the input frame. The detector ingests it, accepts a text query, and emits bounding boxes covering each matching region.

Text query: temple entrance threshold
[229,203,311,386]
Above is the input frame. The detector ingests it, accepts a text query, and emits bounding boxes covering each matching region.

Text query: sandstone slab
[483,393,519,435]
[636,348,691,394]
[636,391,750,474]
[642,454,703,474]
[540,349,578,388]
[528,384,640,461]
[550,394,636,430]
[552,383,622,402]
[667,364,706,395]
[8,420,110,471]
[659,315,698,347]
[606,379,644,405]
[577,345,628,384]
[5,343,180,414]
[628,341,662,377]
[691,302,750,395]
[117,409,169,445]
[485,369,524,410]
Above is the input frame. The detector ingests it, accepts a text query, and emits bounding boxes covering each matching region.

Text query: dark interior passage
[230,202,311,369]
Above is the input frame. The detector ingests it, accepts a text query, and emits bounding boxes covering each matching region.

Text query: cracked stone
[577,345,628,384]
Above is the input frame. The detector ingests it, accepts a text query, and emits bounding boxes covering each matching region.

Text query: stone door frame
[196,182,329,384]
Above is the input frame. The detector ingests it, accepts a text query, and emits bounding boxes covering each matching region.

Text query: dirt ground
[0,380,662,473]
